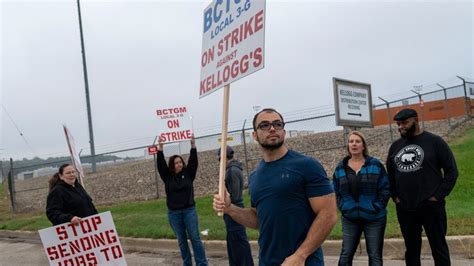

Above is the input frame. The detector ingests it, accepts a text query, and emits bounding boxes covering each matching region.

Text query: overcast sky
[1,0,472,160]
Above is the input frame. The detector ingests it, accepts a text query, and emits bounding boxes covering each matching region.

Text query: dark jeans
[396,200,450,266]
[224,214,254,266]
[339,215,386,266]
[168,207,208,266]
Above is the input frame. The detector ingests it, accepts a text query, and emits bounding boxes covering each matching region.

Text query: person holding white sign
[217,146,254,266]
[156,135,208,266]
[46,164,98,226]
[213,108,337,265]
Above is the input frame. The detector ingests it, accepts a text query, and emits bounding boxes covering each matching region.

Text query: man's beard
[257,136,284,150]
[400,122,417,138]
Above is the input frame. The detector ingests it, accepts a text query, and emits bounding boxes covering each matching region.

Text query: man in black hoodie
[387,108,458,266]
[218,146,254,266]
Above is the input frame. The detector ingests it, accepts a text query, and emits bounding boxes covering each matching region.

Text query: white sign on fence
[156,106,193,143]
[39,211,126,266]
[333,78,373,128]
[199,0,266,98]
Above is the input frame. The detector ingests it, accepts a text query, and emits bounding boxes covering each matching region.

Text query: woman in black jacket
[46,163,97,226]
[156,135,208,266]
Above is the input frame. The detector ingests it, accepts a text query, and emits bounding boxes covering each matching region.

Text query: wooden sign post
[200,0,266,215]
[217,85,230,215]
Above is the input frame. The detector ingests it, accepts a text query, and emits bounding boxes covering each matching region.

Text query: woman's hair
[346,130,369,157]
[48,163,71,191]
[168,155,186,175]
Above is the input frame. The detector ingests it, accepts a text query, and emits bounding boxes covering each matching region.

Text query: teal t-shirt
[249,150,334,266]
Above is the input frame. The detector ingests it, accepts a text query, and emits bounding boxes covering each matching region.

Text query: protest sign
[156,106,193,143]
[39,211,126,266]
[63,125,85,185]
[200,0,266,98]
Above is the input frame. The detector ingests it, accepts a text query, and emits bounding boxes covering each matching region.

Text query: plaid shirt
[332,156,390,221]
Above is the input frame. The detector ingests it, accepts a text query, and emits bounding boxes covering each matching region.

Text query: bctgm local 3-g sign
[156,106,193,143]
[200,0,266,98]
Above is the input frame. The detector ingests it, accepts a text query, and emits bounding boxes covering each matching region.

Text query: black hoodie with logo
[386,131,458,210]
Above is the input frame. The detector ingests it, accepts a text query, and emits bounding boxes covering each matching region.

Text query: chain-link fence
[2,81,473,213]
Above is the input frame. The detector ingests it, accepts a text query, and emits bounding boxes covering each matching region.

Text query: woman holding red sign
[156,134,208,266]
[46,163,98,226]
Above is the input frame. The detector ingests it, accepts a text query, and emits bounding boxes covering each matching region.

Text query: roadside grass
[0,128,472,240]
[0,183,51,230]
[444,128,474,235]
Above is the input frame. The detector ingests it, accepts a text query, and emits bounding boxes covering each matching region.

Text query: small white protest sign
[156,106,193,143]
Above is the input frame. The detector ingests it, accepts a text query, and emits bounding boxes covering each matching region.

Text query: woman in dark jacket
[46,163,97,226]
[156,135,208,266]
[332,131,390,266]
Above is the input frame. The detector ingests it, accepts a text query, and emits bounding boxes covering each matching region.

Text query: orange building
[373,97,473,126]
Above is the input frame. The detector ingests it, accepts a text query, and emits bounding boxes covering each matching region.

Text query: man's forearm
[294,207,337,259]
[227,204,259,229]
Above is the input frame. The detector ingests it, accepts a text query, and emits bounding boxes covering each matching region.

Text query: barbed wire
[5,77,472,159]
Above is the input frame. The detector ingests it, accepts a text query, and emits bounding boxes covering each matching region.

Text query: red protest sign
[148,145,158,155]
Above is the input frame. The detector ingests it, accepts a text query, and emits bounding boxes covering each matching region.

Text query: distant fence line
[2,81,473,212]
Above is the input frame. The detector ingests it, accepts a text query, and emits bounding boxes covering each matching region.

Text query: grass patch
[444,128,474,235]
[0,129,473,239]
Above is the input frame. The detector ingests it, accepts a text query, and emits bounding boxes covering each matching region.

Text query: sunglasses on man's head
[257,120,285,131]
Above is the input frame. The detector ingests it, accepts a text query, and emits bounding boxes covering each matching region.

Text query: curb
[1,230,472,259]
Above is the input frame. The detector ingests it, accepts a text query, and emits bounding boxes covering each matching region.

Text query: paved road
[0,238,472,265]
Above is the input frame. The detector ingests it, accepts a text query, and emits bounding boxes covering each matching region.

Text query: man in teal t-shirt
[213,108,337,265]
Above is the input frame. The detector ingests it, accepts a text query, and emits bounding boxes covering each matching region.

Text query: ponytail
[48,173,61,191]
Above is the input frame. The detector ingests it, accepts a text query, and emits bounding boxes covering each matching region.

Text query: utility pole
[76,0,96,172]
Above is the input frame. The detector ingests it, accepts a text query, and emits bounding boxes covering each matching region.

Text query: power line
[1,104,37,157]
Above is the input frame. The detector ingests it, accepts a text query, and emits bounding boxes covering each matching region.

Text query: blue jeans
[339,215,386,266]
[168,207,208,266]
